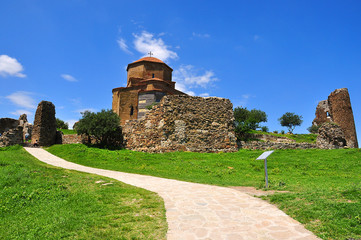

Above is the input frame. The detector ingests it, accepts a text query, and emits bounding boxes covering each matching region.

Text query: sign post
[256,150,274,188]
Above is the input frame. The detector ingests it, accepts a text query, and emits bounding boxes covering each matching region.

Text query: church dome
[133,57,164,64]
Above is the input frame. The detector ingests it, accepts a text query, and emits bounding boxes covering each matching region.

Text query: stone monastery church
[112,56,185,125]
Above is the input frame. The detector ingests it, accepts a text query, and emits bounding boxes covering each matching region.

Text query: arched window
[130,106,134,116]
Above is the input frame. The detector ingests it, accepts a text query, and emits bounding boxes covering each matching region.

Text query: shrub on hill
[234,107,267,140]
[75,109,122,147]
[56,118,68,129]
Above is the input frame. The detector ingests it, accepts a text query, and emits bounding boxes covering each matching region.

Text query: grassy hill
[47,144,361,240]
[0,145,166,239]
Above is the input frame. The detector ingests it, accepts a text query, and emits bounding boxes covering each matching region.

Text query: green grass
[0,145,167,239]
[251,130,318,143]
[58,129,77,135]
[47,144,361,240]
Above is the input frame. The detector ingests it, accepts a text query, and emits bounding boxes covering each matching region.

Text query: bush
[234,107,267,140]
[75,109,123,147]
[280,130,285,134]
[307,125,320,134]
[273,130,278,134]
[278,112,303,133]
[146,102,159,110]
[261,126,269,132]
[56,118,68,129]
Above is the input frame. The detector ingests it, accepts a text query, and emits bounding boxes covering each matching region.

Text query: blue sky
[1,0,360,140]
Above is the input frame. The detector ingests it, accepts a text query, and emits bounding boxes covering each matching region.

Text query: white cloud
[234,94,253,107]
[61,74,78,82]
[133,31,178,61]
[6,91,37,109]
[174,65,217,89]
[65,119,78,129]
[117,38,133,54]
[175,82,196,96]
[192,32,210,38]
[0,55,26,78]
[10,109,33,116]
[199,93,210,97]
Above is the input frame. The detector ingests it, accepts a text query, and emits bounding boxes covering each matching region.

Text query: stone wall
[239,141,317,150]
[0,125,23,147]
[0,118,19,133]
[60,134,83,144]
[0,115,32,147]
[316,123,347,149]
[312,88,358,148]
[123,95,238,153]
[31,101,57,146]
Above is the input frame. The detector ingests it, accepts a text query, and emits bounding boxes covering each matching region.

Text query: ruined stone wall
[123,95,238,153]
[328,89,358,148]
[31,101,57,146]
[0,126,23,147]
[61,134,83,144]
[313,88,358,148]
[239,141,317,150]
[0,118,19,133]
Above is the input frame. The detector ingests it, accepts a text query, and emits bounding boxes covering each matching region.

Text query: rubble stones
[123,95,238,153]
[32,101,57,146]
[316,123,347,149]
[312,88,358,148]
[0,118,19,133]
[0,125,23,147]
[240,141,317,150]
[0,117,24,147]
[19,114,28,124]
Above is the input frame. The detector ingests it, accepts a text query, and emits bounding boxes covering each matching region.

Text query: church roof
[127,56,173,71]
[133,57,164,64]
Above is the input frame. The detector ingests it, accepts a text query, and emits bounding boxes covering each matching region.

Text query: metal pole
[264,158,268,188]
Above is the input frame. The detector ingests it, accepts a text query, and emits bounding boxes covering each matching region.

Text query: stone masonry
[32,101,57,146]
[123,95,238,153]
[0,118,23,147]
[316,123,347,149]
[313,88,358,148]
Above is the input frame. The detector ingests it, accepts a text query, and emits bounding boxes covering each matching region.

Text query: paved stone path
[25,147,320,240]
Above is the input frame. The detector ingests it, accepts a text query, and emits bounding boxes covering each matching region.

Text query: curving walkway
[24,147,320,240]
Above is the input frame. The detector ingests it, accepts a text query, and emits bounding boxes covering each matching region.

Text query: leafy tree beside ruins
[75,109,122,147]
[234,107,267,139]
[56,118,69,129]
[279,112,303,133]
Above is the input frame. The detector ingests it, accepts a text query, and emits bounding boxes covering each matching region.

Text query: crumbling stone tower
[31,101,57,146]
[313,88,358,148]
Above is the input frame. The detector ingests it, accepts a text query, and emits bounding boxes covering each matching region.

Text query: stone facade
[32,101,57,146]
[312,88,358,148]
[316,123,347,149]
[123,95,238,153]
[112,57,185,125]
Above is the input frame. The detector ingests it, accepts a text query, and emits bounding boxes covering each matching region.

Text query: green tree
[75,109,122,146]
[234,107,267,139]
[278,112,303,133]
[56,118,69,129]
[307,125,320,134]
